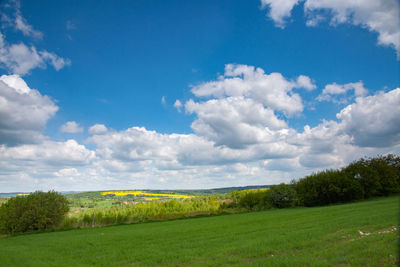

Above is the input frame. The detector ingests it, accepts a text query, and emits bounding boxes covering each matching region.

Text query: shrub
[0,191,69,235]
[267,183,297,208]
[237,190,270,210]
[344,154,400,198]
[295,170,363,207]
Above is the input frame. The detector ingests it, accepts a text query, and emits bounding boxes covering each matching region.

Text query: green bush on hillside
[0,191,69,235]
[237,190,269,210]
[295,154,400,207]
[344,154,400,197]
[295,170,363,206]
[267,183,297,208]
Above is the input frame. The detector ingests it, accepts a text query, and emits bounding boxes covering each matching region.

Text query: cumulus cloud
[185,64,316,149]
[0,139,95,167]
[262,0,400,56]
[89,124,108,135]
[295,75,316,91]
[191,64,312,115]
[1,66,399,191]
[317,81,368,102]
[290,87,400,169]
[0,74,58,146]
[304,0,400,55]
[0,33,71,75]
[261,0,300,28]
[60,121,84,133]
[336,88,400,147]
[186,97,288,148]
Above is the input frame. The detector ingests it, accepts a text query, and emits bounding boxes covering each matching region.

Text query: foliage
[295,169,364,207]
[267,183,297,208]
[344,154,400,197]
[0,191,69,235]
[62,196,220,228]
[237,190,268,210]
[295,154,400,207]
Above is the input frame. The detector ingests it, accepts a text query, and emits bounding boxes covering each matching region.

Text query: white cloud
[185,96,288,148]
[262,0,400,56]
[0,74,58,145]
[1,66,399,191]
[336,88,400,147]
[1,0,43,39]
[295,75,316,91]
[0,0,71,75]
[173,99,182,112]
[14,12,43,39]
[0,33,71,75]
[89,124,108,135]
[304,0,400,55]
[60,121,83,133]
[191,64,308,115]
[261,0,300,28]
[40,51,71,71]
[54,168,80,177]
[0,139,95,168]
[161,96,166,105]
[186,64,317,149]
[317,81,368,102]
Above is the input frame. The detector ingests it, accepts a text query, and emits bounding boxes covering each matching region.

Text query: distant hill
[0,192,29,198]
[1,185,271,198]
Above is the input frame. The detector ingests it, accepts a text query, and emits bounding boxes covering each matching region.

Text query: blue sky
[0,0,399,192]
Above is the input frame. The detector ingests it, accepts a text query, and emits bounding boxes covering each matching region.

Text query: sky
[0,0,399,192]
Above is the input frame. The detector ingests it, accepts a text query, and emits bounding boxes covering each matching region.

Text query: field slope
[0,196,398,266]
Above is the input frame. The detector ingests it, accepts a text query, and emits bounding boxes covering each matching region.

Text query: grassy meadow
[0,196,398,266]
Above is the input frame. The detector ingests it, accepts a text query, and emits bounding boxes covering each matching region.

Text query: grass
[0,196,398,266]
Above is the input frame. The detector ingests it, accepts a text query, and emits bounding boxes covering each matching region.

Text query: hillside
[0,196,397,266]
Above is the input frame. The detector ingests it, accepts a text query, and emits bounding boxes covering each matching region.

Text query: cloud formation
[317,81,368,102]
[336,88,400,148]
[0,74,58,146]
[191,64,314,115]
[1,0,43,39]
[0,1,71,75]
[60,121,84,133]
[173,100,182,112]
[89,124,108,135]
[261,0,400,56]
[261,0,300,28]
[1,69,399,191]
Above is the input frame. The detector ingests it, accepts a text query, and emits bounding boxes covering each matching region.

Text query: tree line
[232,154,400,210]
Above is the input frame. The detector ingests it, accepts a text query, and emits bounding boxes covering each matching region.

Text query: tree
[344,154,400,197]
[295,170,363,207]
[237,190,269,210]
[0,191,69,235]
[267,183,297,208]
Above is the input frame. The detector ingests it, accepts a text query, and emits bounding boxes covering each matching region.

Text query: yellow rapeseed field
[101,190,193,199]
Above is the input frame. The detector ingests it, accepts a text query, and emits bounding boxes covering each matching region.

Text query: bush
[237,190,270,210]
[344,154,400,198]
[267,183,297,208]
[0,191,69,235]
[295,170,363,207]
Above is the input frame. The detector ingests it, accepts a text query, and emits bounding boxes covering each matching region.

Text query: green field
[0,196,398,266]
